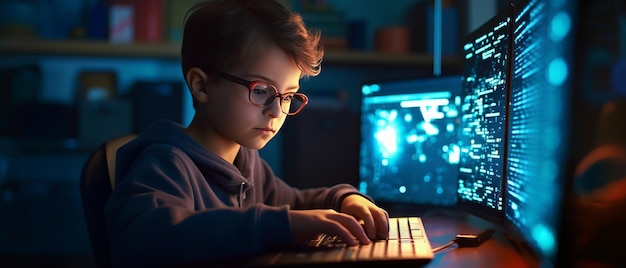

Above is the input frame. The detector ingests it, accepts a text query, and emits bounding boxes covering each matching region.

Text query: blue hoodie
[105,120,364,267]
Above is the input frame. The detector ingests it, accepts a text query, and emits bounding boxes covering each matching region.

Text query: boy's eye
[252,84,270,95]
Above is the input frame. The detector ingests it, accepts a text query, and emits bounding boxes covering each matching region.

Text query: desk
[240,208,540,267]
[417,209,539,268]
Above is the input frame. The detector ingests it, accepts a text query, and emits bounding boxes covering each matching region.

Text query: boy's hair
[181,0,324,82]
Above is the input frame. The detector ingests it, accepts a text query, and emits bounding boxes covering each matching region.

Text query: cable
[432,240,456,253]
[432,229,496,253]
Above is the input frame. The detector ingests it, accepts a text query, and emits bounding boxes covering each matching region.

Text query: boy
[105,0,389,266]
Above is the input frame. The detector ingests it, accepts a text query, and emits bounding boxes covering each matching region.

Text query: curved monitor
[503,0,575,266]
[456,4,515,223]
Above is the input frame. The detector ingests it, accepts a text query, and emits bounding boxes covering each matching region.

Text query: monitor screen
[504,0,574,265]
[359,75,463,207]
[456,5,514,223]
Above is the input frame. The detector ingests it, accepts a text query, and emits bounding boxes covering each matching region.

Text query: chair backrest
[80,134,136,268]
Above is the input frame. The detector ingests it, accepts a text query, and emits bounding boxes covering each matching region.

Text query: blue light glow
[532,224,557,257]
[359,181,368,194]
[399,186,407,194]
[547,58,568,86]
[362,84,381,95]
[449,144,460,164]
[446,123,455,132]
[549,11,571,41]
[376,126,398,155]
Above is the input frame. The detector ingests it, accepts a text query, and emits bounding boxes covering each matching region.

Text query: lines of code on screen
[506,0,547,229]
[505,0,570,260]
[457,12,511,215]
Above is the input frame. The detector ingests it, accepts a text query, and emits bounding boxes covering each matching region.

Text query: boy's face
[200,44,302,150]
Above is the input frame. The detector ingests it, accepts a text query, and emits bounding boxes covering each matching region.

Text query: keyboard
[248,217,434,266]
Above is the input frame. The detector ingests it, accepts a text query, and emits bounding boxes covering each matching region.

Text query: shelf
[0,39,180,59]
[0,39,459,67]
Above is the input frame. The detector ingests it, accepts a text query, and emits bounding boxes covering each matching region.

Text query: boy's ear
[186,67,212,103]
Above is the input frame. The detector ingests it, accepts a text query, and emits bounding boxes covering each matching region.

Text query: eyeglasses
[216,71,308,116]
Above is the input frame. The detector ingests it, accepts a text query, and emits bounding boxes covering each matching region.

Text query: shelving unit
[0,39,459,67]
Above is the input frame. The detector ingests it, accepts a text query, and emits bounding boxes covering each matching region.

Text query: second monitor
[359,75,463,207]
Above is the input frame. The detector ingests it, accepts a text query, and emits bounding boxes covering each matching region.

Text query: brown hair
[181,0,324,80]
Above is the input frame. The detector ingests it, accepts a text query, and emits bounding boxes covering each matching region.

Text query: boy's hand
[339,194,389,240]
[288,209,370,246]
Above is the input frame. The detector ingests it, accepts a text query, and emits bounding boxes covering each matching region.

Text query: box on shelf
[134,0,164,43]
[109,4,134,43]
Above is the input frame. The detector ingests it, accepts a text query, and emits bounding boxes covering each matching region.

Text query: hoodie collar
[117,120,255,195]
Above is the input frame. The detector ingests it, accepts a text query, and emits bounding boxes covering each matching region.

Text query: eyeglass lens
[249,83,305,115]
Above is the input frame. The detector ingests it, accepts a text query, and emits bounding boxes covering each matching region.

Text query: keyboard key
[371,240,387,259]
[399,239,415,257]
[389,218,399,240]
[398,218,411,239]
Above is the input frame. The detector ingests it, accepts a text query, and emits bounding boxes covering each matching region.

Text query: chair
[80,134,136,268]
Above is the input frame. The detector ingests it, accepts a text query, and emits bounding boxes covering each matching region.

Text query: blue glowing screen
[456,6,512,221]
[359,76,462,206]
[505,0,573,264]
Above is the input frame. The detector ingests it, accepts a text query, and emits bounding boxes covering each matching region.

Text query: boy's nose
[263,97,282,118]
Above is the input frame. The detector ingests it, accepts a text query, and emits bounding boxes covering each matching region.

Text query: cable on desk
[432,228,495,253]
[432,240,456,252]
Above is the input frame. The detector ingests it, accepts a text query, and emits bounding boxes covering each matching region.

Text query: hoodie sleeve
[105,145,294,267]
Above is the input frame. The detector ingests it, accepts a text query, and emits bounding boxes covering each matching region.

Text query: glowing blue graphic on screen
[457,10,511,218]
[505,0,573,265]
[359,76,462,205]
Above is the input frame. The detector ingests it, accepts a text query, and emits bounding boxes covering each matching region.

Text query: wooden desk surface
[416,209,539,268]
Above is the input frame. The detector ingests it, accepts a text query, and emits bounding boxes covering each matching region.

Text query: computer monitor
[503,0,575,266]
[358,75,463,207]
[456,5,514,223]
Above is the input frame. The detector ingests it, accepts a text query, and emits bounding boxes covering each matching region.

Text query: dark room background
[1,0,625,266]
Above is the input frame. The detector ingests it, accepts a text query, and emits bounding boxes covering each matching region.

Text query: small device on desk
[454,229,496,247]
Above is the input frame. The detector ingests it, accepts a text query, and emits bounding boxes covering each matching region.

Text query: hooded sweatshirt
[104,120,364,267]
